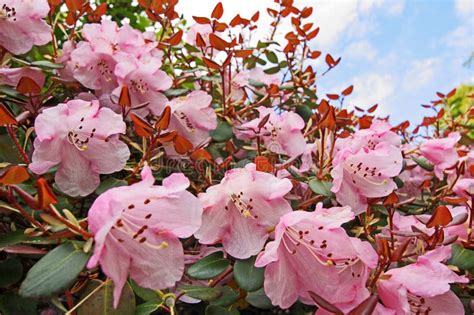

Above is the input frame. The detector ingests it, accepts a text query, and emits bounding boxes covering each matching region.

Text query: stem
[7,125,30,164]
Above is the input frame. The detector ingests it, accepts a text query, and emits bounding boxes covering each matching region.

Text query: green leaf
[129,279,162,303]
[265,51,278,64]
[19,242,90,298]
[449,244,474,272]
[30,60,64,69]
[210,286,240,307]
[0,230,28,247]
[0,294,37,315]
[248,79,266,88]
[177,285,222,301]
[295,105,313,121]
[205,305,239,315]
[210,121,233,142]
[135,301,161,315]
[233,256,264,292]
[164,88,189,97]
[0,135,23,163]
[95,177,128,195]
[308,179,334,197]
[187,252,230,280]
[0,258,23,288]
[412,157,434,172]
[245,288,272,309]
[393,176,404,188]
[263,66,280,74]
[77,280,135,315]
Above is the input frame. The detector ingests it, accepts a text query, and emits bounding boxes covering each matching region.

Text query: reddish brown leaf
[436,92,445,98]
[390,238,411,262]
[0,103,17,126]
[173,134,193,154]
[202,57,221,70]
[426,205,453,228]
[209,33,230,50]
[130,113,154,138]
[367,104,378,113]
[348,294,378,315]
[168,29,183,45]
[0,166,30,185]
[196,33,206,48]
[155,106,171,130]
[255,156,274,173]
[251,11,260,22]
[211,2,224,19]
[214,22,228,32]
[258,113,271,129]
[447,88,457,98]
[267,8,278,17]
[306,27,320,40]
[230,14,243,27]
[17,76,41,95]
[309,51,321,59]
[319,105,336,130]
[234,49,253,58]
[308,291,343,315]
[193,16,211,24]
[190,148,213,163]
[156,130,177,143]
[301,6,313,18]
[341,85,354,96]
[118,85,131,108]
[326,94,339,100]
[87,2,107,22]
[37,178,58,209]
[383,192,399,206]
[325,53,341,67]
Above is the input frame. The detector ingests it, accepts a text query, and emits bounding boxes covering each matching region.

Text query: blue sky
[176,0,474,125]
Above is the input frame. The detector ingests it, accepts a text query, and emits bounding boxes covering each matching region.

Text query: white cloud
[455,0,474,18]
[402,58,440,91]
[344,40,378,61]
[387,0,405,16]
[346,73,397,115]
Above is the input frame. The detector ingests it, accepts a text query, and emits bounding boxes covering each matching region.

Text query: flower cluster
[0,1,472,315]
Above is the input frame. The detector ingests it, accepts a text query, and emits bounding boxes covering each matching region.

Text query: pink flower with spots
[331,143,403,214]
[195,163,293,259]
[164,91,217,154]
[29,99,130,196]
[111,54,172,117]
[0,0,51,55]
[87,166,203,307]
[378,247,468,315]
[419,132,460,179]
[0,66,45,87]
[255,204,378,311]
[235,107,306,157]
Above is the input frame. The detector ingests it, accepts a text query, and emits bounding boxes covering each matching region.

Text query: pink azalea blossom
[195,163,293,259]
[111,54,172,117]
[29,99,130,196]
[453,178,474,200]
[164,91,217,154]
[87,166,202,307]
[419,132,460,179]
[331,143,403,214]
[378,247,468,315]
[235,106,306,157]
[255,204,378,311]
[0,66,45,87]
[0,0,51,55]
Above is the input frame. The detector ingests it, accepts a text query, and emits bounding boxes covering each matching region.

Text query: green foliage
[233,256,264,292]
[187,251,230,280]
[77,280,135,315]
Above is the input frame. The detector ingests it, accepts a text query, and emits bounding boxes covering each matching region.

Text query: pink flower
[195,163,293,259]
[111,54,172,117]
[164,91,217,154]
[233,68,280,88]
[419,132,460,179]
[235,107,306,157]
[378,247,468,315]
[29,100,130,196]
[453,178,474,200]
[255,204,378,311]
[69,41,118,93]
[0,66,45,87]
[0,0,51,55]
[331,143,403,214]
[335,119,401,154]
[87,166,203,307]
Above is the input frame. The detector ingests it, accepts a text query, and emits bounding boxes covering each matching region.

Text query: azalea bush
[0,0,473,314]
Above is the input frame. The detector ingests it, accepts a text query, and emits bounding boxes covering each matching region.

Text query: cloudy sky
[175,0,473,124]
